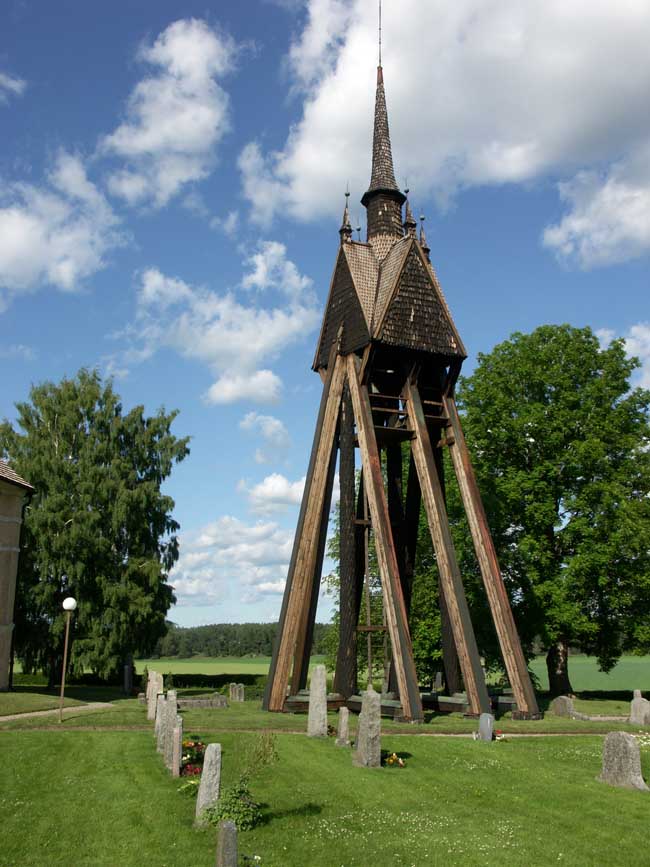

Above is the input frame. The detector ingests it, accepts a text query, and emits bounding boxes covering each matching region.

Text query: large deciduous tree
[0,369,189,684]
[457,325,650,694]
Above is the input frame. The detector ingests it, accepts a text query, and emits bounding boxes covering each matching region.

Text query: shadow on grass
[9,684,128,703]
[259,802,322,825]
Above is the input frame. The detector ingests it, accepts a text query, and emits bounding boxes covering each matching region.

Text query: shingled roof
[0,460,33,491]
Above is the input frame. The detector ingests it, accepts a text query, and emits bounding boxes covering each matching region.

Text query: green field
[136,653,650,692]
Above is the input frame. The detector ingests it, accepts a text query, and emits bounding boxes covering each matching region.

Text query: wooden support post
[444,395,540,717]
[406,380,491,715]
[433,438,462,695]
[263,353,346,712]
[333,384,358,698]
[292,420,338,692]
[347,355,423,722]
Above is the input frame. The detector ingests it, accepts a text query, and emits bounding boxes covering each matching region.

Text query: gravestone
[433,671,443,691]
[630,690,650,726]
[147,672,163,721]
[215,820,238,867]
[599,731,649,791]
[195,742,222,826]
[550,695,575,717]
[164,693,178,770]
[228,683,236,701]
[307,664,328,737]
[353,686,381,767]
[237,683,245,702]
[138,692,146,704]
[478,712,495,742]
[336,706,350,747]
[178,693,228,710]
[171,716,183,778]
[155,694,166,752]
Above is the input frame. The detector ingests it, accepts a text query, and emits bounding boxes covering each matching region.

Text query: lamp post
[58,597,77,723]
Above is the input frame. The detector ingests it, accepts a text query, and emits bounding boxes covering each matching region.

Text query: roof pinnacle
[339,190,353,243]
[419,214,431,260]
[361,64,404,207]
[403,189,417,237]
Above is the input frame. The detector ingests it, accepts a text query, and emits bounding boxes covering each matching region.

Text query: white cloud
[543,145,650,268]
[101,18,236,208]
[242,472,306,514]
[110,241,319,404]
[210,209,239,237]
[242,239,313,301]
[170,515,293,605]
[0,151,124,307]
[239,0,650,266]
[597,322,650,389]
[0,71,26,104]
[240,411,291,463]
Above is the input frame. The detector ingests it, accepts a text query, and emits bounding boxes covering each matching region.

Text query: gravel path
[0,702,113,723]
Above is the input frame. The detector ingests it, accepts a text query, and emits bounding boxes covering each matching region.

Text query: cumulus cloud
[0,71,26,104]
[0,151,124,308]
[109,241,319,403]
[240,0,650,266]
[240,411,291,463]
[170,515,293,604]
[543,145,650,268]
[597,322,650,389]
[241,472,306,514]
[101,18,236,208]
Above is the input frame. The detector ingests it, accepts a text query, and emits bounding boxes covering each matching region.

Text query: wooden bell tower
[263,64,539,722]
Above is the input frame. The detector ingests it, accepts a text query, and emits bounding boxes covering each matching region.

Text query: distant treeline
[152,622,332,658]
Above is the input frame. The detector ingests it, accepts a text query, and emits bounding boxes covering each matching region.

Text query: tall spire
[361,65,404,205]
[403,190,417,237]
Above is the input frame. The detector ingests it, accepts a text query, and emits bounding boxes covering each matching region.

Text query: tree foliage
[0,369,189,682]
[457,324,650,692]
[154,621,331,658]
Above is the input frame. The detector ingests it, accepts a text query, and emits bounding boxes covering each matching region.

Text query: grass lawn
[529,654,650,692]
[3,723,650,866]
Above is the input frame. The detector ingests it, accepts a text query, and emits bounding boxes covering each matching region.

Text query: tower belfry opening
[263,61,539,722]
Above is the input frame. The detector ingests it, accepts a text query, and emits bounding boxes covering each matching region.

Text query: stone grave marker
[215,820,238,867]
[630,690,650,726]
[308,664,328,737]
[336,706,350,747]
[171,716,183,778]
[478,712,495,742]
[195,742,222,826]
[237,683,245,702]
[353,686,381,767]
[164,692,178,770]
[155,694,166,752]
[550,695,575,717]
[147,672,163,721]
[228,682,236,701]
[599,731,649,791]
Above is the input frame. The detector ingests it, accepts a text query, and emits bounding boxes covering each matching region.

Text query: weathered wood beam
[292,418,339,692]
[444,395,540,717]
[263,352,346,712]
[406,380,491,715]
[433,439,462,694]
[347,354,423,722]
[333,384,358,698]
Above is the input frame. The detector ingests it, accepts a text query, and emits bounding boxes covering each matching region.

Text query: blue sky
[1,0,648,626]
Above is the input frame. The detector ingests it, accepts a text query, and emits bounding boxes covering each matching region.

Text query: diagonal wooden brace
[443,395,539,717]
[263,352,346,712]
[406,380,491,715]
